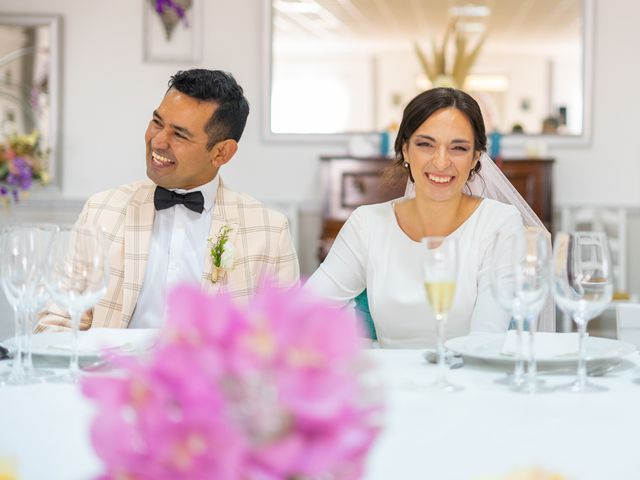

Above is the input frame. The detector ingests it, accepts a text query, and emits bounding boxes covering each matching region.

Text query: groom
[37,69,299,331]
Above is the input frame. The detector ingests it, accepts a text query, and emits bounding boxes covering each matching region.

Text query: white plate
[6,328,158,360]
[445,333,636,366]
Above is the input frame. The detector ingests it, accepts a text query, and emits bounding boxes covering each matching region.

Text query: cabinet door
[500,160,553,231]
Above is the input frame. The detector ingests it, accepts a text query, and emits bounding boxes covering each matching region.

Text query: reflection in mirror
[265,0,592,142]
[0,15,60,185]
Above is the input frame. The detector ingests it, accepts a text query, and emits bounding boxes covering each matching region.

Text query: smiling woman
[305,87,536,348]
[263,0,593,146]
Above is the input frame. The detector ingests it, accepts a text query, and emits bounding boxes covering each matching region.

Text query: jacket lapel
[122,183,155,325]
[202,178,240,295]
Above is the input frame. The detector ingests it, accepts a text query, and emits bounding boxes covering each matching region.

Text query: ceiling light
[274,0,322,14]
[449,5,491,17]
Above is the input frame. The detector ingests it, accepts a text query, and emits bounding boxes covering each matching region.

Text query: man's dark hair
[168,69,250,150]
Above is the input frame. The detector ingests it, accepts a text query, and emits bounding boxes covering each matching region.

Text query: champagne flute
[490,231,526,389]
[0,224,58,384]
[514,229,551,393]
[553,231,613,392]
[422,236,460,392]
[491,230,551,393]
[46,225,109,383]
[15,224,58,381]
[0,226,30,385]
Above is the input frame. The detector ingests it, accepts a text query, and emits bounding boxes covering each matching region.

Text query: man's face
[145,88,219,190]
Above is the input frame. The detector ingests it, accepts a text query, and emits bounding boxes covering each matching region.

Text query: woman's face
[402,107,480,203]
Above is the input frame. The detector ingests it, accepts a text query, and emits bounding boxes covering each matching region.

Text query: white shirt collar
[171,175,219,213]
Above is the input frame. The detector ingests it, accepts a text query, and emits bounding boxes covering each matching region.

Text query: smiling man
[38,69,299,331]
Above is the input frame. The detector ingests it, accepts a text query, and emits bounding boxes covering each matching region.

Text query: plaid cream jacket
[36,178,299,331]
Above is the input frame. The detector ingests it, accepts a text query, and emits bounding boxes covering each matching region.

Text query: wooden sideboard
[318,156,554,262]
[497,158,554,233]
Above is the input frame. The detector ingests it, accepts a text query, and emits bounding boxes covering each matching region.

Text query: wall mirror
[263,0,593,146]
[0,15,61,186]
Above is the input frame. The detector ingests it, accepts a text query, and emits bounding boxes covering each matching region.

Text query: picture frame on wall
[143,0,202,63]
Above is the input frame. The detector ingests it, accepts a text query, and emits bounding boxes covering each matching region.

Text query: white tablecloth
[1,349,640,479]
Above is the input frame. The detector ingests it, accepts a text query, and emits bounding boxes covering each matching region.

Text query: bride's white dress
[306,198,522,348]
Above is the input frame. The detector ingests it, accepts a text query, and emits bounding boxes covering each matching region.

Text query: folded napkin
[44,328,158,356]
[500,331,583,359]
[46,341,137,355]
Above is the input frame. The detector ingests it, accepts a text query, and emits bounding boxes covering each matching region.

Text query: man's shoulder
[221,185,289,227]
[86,180,155,209]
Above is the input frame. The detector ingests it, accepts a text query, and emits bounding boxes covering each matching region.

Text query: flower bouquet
[82,281,382,479]
[0,130,49,205]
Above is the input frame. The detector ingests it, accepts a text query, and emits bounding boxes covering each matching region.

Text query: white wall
[2,0,346,203]
[1,0,637,202]
[1,0,640,286]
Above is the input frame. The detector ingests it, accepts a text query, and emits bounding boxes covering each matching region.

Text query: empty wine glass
[0,224,58,384]
[491,229,551,393]
[422,236,460,392]
[553,231,613,392]
[46,225,109,383]
[514,229,551,393]
[490,231,526,389]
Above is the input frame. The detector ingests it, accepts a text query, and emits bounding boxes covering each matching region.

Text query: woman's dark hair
[168,69,250,150]
[390,87,486,182]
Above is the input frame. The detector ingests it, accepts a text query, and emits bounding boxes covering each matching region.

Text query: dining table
[1,336,640,480]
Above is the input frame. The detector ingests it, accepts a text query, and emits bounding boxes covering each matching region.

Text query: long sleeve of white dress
[305,198,524,348]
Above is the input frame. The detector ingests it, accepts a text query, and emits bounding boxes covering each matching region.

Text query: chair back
[616,303,640,348]
[560,206,627,292]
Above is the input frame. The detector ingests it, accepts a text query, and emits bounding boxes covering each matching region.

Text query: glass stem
[69,310,81,378]
[513,315,524,386]
[23,307,35,372]
[576,318,587,389]
[527,315,537,391]
[436,314,446,385]
[9,306,25,380]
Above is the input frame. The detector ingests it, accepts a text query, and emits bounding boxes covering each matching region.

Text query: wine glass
[553,231,613,392]
[491,229,551,392]
[0,224,59,385]
[46,225,109,383]
[513,229,551,393]
[490,231,526,389]
[422,236,460,392]
[14,224,59,381]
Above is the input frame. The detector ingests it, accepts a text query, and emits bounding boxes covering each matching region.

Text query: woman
[306,87,549,348]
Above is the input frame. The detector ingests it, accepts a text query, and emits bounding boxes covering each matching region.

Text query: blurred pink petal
[83,281,381,479]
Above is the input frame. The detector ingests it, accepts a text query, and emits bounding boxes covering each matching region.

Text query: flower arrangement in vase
[0,130,49,206]
[82,280,382,479]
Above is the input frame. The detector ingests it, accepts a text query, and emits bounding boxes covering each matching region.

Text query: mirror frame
[0,14,62,188]
[261,0,594,148]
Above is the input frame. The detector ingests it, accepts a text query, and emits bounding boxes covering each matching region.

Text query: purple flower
[6,156,33,190]
[155,0,186,19]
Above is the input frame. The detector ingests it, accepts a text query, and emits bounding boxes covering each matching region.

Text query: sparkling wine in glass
[553,231,613,392]
[46,225,109,383]
[422,236,460,392]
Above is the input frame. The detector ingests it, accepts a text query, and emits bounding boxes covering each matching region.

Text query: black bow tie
[154,186,205,214]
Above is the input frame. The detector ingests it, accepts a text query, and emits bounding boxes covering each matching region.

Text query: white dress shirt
[129,176,219,328]
[305,198,524,348]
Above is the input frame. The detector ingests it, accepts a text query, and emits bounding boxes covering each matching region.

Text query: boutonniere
[208,225,235,283]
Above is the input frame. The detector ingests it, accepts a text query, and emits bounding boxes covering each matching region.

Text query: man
[38,69,299,331]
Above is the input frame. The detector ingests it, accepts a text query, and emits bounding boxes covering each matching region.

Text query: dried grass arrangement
[414,18,486,89]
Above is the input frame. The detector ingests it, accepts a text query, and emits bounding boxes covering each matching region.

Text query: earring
[403,162,410,169]
[469,169,476,180]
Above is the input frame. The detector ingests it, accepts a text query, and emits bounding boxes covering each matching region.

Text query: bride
[305,87,553,348]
